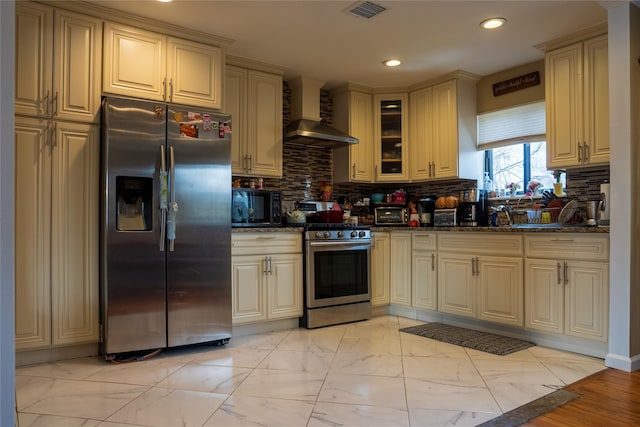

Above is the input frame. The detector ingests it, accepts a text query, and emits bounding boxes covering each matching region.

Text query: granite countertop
[232,225,609,233]
[371,225,610,233]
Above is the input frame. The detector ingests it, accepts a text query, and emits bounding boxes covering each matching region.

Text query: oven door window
[310,248,369,307]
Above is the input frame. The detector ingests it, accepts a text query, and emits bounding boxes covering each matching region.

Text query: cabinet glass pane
[380,99,402,174]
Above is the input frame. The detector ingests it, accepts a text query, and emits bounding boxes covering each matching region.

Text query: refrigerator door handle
[167,146,178,251]
[159,146,168,251]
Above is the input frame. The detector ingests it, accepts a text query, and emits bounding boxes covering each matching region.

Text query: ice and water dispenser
[116,176,153,231]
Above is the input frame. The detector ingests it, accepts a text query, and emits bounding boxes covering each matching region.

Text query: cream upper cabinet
[375,94,409,182]
[231,233,302,324]
[103,22,223,109]
[390,232,412,305]
[225,65,283,177]
[438,233,524,326]
[524,235,609,341]
[332,88,374,183]
[15,3,102,123]
[410,78,481,181]
[371,232,391,306]
[15,117,99,351]
[545,34,609,168]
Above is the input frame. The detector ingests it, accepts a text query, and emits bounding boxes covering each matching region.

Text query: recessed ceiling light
[383,59,401,67]
[158,0,172,3]
[480,17,506,30]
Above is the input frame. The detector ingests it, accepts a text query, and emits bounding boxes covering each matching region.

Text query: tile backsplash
[240,81,610,216]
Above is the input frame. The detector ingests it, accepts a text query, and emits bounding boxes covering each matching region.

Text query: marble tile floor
[15,316,606,427]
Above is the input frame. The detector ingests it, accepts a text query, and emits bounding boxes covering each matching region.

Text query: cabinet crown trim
[226,55,286,76]
[535,22,607,52]
[41,0,234,48]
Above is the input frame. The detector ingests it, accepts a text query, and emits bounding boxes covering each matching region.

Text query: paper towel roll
[600,183,610,223]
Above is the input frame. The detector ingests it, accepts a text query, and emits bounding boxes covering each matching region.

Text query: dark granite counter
[370,225,610,233]
[232,225,609,234]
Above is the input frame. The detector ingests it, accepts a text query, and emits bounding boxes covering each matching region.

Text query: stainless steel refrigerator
[100,96,232,357]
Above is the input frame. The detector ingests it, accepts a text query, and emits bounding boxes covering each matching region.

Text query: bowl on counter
[371,193,384,203]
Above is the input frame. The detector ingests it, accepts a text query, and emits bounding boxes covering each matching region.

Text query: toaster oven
[374,206,408,226]
[434,208,457,227]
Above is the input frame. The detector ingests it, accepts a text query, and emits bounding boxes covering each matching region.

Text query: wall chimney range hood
[284,77,358,148]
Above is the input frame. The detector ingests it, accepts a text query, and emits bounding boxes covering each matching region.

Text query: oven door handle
[308,241,371,249]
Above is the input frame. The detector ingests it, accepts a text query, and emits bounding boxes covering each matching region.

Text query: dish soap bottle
[483,172,493,192]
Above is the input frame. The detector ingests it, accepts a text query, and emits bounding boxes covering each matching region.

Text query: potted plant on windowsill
[506,182,520,197]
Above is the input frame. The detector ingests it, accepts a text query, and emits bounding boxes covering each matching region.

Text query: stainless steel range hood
[284,77,358,148]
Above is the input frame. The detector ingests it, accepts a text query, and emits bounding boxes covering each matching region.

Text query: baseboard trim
[605,352,640,371]
[16,343,99,367]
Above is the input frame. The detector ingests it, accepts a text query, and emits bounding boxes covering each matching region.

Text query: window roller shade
[477,101,546,149]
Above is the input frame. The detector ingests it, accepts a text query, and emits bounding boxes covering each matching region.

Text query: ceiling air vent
[347,1,386,19]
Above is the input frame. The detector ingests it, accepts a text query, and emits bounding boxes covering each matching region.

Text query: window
[478,101,563,196]
[485,142,563,196]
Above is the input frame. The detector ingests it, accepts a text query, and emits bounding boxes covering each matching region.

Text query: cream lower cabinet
[15,117,99,351]
[225,64,283,177]
[103,22,223,109]
[438,233,524,326]
[15,3,102,123]
[390,232,412,305]
[524,235,609,341]
[371,232,390,306]
[231,233,302,324]
[411,232,437,310]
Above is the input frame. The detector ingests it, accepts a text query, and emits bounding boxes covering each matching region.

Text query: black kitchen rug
[399,323,535,355]
[477,389,581,426]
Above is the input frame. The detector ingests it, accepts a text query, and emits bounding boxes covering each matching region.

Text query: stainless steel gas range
[300,223,372,328]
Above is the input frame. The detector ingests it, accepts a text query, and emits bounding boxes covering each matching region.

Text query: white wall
[606,1,640,371]
[0,1,16,424]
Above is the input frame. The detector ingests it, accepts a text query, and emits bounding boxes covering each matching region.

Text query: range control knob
[315,231,323,239]
[359,231,366,238]
[337,231,345,238]
[350,231,358,238]
[324,231,331,239]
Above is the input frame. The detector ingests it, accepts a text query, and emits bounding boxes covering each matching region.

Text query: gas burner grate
[305,223,370,231]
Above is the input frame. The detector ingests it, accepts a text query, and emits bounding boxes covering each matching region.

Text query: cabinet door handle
[162,78,167,101]
[584,142,590,162]
[266,256,272,274]
[169,78,174,102]
[557,262,562,284]
[42,90,50,117]
[550,239,574,243]
[475,257,480,276]
[564,261,568,285]
[471,257,476,276]
[352,163,356,178]
[52,91,58,117]
[248,155,253,172]
[51,121,57,147]
[431,253,435,271]
[577,142,583,163]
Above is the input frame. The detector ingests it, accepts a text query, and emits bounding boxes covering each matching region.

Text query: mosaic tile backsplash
[237,81,610,219]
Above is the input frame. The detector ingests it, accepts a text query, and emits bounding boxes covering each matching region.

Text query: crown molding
[226,55,286,76]
[35,0,235,48]
[535,22,608,52]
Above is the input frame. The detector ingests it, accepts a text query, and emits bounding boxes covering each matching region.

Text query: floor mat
[477,389,581,426]
[399,322,535,355]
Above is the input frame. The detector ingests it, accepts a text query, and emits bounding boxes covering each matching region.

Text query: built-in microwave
[232,189,281,227]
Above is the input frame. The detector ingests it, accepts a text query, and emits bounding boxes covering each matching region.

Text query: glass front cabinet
[374,93,409,181]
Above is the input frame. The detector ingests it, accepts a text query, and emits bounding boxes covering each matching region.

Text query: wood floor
[525,368,640,426]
